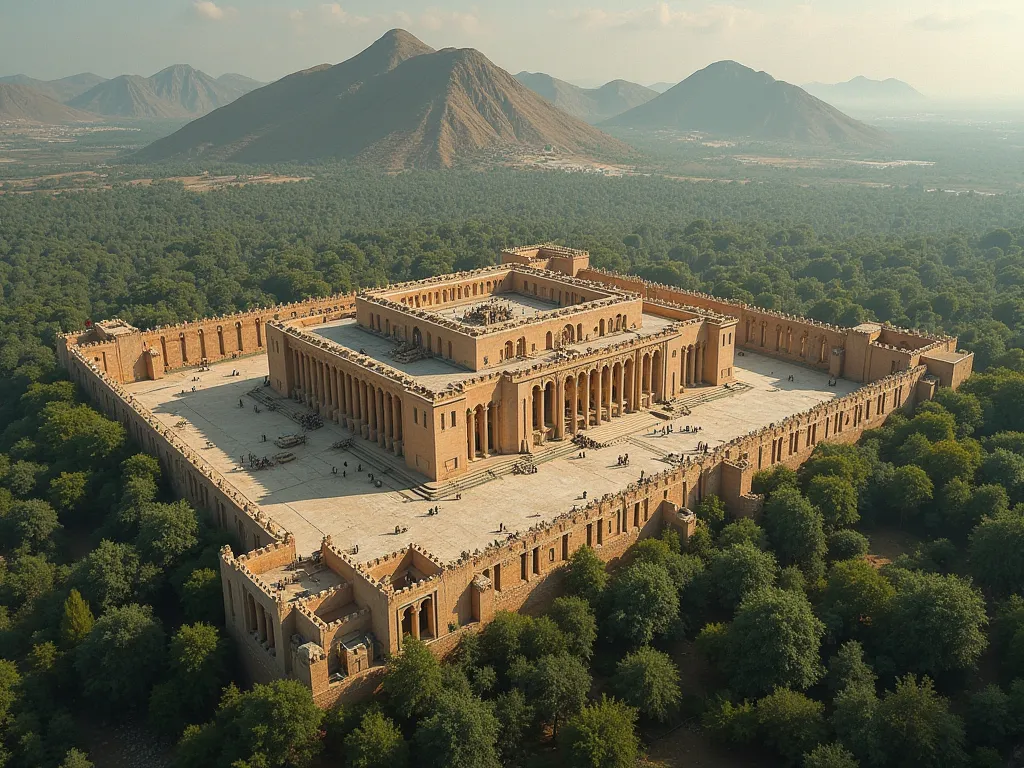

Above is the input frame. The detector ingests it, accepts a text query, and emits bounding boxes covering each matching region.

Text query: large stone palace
[59,245,974,707]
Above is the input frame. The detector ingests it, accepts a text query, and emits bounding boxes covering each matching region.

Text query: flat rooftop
[305,313,677,387]
[126,350,857,565]
[423,293,562,327]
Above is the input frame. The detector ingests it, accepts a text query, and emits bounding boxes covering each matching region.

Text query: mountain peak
[607,61,888,147]
[137,34,630,168]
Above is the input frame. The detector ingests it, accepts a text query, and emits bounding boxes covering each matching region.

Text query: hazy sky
[2,0,1021,99]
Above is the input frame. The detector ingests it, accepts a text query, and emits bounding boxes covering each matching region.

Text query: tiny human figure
[582,491,588,499]
[640,470,645,481]
[358,464,363,472]
[343,470,346,478]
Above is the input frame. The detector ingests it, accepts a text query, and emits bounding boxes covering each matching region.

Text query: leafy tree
[708,541,778,612]
[70,539,153,612]
[764,487,827,579]
[5,498,61,553]
[0,659,19,728]
[493,689,532,768]
[558,695,639,768]
[564,546,607,605]
[550,596,597,660]
[603,561,679,647]
[752,465,799,496]
[872,675,967,768]
[920,439,981,487]
[136,499,199,568]
[58,750,94,768]
[479,611,530,673]
[825,641,876,696]
[75,603,166,711]
[344,709,408,768]
[820,558,894,642]
[180,680,324,768]
[826,530,869,562]
[413,692,500,768]
[970,509,1024,596]
[888,465,934,525]
[722,588,824,698]
[980,448,1024,500]
[382,637,441,721]
[933,388,983,437]
[60,588,95,647]
[802,743,858,768]
[831,681,878,763]
[149,622,229,737]
[611,646,680,722]
[966,684,1013,750]
[520,615,567,660]
[878,569,988,678]
[754,688,827,766]
[521,652,591,736]
[177,567,224,625]
[806,475,859,531]
[718,518,767,550]
[695,495,727,532]
[48,471,89,516]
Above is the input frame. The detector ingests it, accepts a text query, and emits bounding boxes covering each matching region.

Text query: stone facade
[58,245,975,709]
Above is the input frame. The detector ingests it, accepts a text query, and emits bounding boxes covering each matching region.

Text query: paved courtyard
[127,351,856,564]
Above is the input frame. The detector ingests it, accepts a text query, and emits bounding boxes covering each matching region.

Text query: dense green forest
[2,169,1024,767]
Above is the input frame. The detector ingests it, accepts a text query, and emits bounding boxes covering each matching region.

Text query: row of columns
[467,402,500,460]
[680,343,706,390]
[398,596,436,648]
[528,350,664,448]
[292,349,405,458]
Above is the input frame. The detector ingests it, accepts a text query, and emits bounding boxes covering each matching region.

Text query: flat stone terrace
[424,293,562,326]
[307,313,677,388]
[125,352,856,564]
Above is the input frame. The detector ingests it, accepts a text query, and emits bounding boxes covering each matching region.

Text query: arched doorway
[412,327,422,347]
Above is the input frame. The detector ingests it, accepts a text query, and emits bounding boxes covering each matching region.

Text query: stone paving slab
[127,350,855,565]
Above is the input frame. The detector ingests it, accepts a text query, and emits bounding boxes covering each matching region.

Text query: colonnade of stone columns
[680,342,706,391]
[292,349,404,458]
[398,595,436,648]
[467,402,500,461]
[528,349,667,448]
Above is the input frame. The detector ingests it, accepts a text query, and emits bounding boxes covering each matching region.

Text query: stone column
[593,367,602,424]
[616,364,625,416]
[540,387,548,443]
[480,404,490,458]
[554,378,564,439]
[377,389,387,447]
[468,408,477,459]
[697,344,704,384]
[411,604,421,640]
[569,377,578,434]
[369,385,379,440]
[384,393,394,450]
[346,374,355,420]
[359,380,367,427]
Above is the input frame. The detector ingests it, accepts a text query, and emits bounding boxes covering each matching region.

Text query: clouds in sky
[192,1,236,21]
[1,0,1022,100]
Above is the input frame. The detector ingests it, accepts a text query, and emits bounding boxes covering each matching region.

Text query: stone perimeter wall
[57,294,358,385]
[58,266,959,710]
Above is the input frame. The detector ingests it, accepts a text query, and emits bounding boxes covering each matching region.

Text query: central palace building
[59,245,974,706]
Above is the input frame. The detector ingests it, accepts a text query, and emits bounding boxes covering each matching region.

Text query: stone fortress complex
[59,245,974,707]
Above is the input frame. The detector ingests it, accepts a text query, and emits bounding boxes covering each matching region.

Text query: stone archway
[412,327,423,347]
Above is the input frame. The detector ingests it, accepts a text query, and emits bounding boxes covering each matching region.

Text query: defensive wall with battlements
[57,244,974,708]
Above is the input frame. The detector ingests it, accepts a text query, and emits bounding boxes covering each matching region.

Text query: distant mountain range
[0,83,98,123]
[647,82,675,94]
[514,72,656,124]
[0,73,107,103]
[608,61,888,147]
[0,67,264,122]
[136,29,630,168]
[803,76,926,109]
[68,65,264,119]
